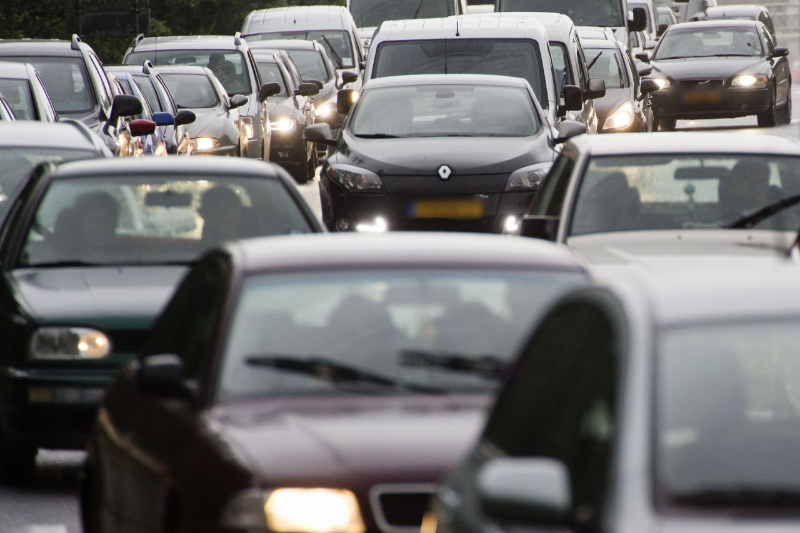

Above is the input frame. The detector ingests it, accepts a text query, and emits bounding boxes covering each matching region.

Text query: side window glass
[550,43,573,93]
[134,77,162,113]
[626,50,640,90]
[533,153,577,217]
[762,28,774,55]
[155,76,178,114]
[89,55,112,107]
[574,39,589,89]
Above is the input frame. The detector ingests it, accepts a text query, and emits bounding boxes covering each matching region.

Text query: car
[576,25,617,41]
[582,38,658,132]
[669,0,707,22]
[425,261,800,533]
[305,74,587,233]
[645,20,791,129]
[656,4,678,36]
[512,132,800,263]
[249,50,319,183]
[242,6,366,82]
[124,34,273,160]
[0,157,323,483]
[157,65,250,157]
[0,35,143,154]
[706,5,776,42]
[0,62,57,122]
[80,231,588,533]
[106,63,195,156]
[628,0,659,39]
[106,71,157,158]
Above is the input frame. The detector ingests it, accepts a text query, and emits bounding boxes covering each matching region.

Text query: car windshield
[2,57,94,116]
[655,27,763,59]
[126,50,252,96]
[569,155,800,236]
[585,48,628,89]
[246,31,355,69]
[0,79,36,120]
[216,269,580,402]
[350,84,540,138]
[285,50,331,82]
[497,0,625,27]
[254,62,289,96]
[18,176,313,268]
[349,0,455,28]
[372,39,549,110]
[657,320,800,508]
[161,73,219,109]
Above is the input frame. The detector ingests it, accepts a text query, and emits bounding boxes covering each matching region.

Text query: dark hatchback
[307,74,586,233]
[81,232,586,533]
[0,157,321,483]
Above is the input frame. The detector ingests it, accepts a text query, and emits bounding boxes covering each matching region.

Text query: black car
[645,20,791,129]
[706,4,777,43]
[0,157,322,483]
[583,38,658,132]
[306,74,586,233]
[81,232,586,533]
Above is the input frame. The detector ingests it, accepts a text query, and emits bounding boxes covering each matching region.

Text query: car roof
[225,232,586,274]
[152,65,213,76]
[580,38,619,50]
[243,6,353,34]
[51,157,287,180]
[667,19,761,31]
[131,35,243,52]
[706,5,765,17]
[361,73,532,90]
[466,12,575,41]
[0,122,106,152]
[0,61,33,78]
[576,25,615,40]
[566,132,800,156]
[0,39,82,57]
[374,14,548,41]
[247,39,319,51]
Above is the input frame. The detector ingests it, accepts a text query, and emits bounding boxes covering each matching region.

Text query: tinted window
[133,75,163,112]
[0,79,36,120]
[550,43,573,90]
[349,0,455,28]
[247,31,355,69]
[497,0,624,26]
[286,50,331,82]
[127,50,252,96]
[533,152,577,216]
[656,26,763,58]
[254,62,288,96]
[161,73,220,108]
[4,57,95,115]
[585,47,628,89]
[373,39,548,109]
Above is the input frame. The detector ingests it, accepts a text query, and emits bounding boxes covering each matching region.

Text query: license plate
[409,199,486,219]
[684,90,723,104]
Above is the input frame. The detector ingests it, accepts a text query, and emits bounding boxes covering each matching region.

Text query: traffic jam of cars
[2,0,800,532]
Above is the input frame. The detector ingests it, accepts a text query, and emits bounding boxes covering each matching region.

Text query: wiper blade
[321,35,344,69]
[353,133,402,138]
[400,349,510,379]
[586,52,604,71]
[725,193,800,229]
[22,260,101,268]
[672,488,800,507]
[245,355,445,394]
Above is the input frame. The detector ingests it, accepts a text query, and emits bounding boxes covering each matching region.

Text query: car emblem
[438,165,452,181]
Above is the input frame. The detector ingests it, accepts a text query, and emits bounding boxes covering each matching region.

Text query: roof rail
[143,59,155,75]
[234,31,243,46]
[130,33,145,50]
[71,34,82,51]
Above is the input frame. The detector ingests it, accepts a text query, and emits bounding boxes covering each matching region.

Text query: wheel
[81,462,106,533]
[291,149,313,185]
[757,88,779,127]
[656,117,676,131]
[0,433,36,485]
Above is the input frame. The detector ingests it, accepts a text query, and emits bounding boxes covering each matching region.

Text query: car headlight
[220,488,366,533]
[326,164,384,192]
[30,327,111,360]
[505,162,552,192]
[652,78,670,90]
[603,101,635,130]
[239,116,256,139]
[189,137,220,152]
[270,117,297,132]
[732,74,769,88]
[316,101,335,118]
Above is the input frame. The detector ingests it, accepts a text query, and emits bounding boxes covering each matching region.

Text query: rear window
[126,50,252,96]
[161,73,220,108]
[0,78,36,120]
[286,50,332,82]
[246,31,355,70]
[1,57,95,116]
[349,0,455,28]
[254,63,289,96]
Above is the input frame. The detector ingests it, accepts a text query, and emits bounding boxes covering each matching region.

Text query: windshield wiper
[245,355,445,394]
[725,193,800,229]
[400,349,510,379]
[672,488,800,507]
[321,35,344,69]
[22,260,101,268]
[586,52,604,71]
[353,133,402,138]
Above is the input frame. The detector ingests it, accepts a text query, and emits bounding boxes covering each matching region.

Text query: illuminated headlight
[239,116,256,139]
[732,74,768,88]
[189,137,220,152]
[316,101,335,118]
[269,118,296,132]
[220,488,366,533]
[326,164,384,192]
[30,327,111,360]
[652,78,670,90]
[355,217,388,233]
[603,101,635,130]
[154,142,168,157]
[505,162,552,191]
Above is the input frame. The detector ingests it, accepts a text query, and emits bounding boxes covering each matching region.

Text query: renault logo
[438,165,452,181]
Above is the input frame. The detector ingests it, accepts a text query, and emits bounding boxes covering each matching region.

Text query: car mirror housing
[657,23,669,37]
[585,78,606,100]
[635,51,651,63]
[175,109,196,126]
[629,6,647,32]
[229,94,249,109]
[108,94,142,126]
[562,85,583,111]
[152,112,175,126]
[259,82,281,102]
[303,123,337,146]
[519,216,560,241]
[555,120,587,145]
[339,70,359,88]
[773,47,790,58]
[296,82,321,97]
[478,457,572,524]
[640,78,660,95]
[337,89,359,115]
[136,354,194,400]
[130,119,156,137]
[644,40,658,51]
[308,79,324,90]
[636,62,653,77]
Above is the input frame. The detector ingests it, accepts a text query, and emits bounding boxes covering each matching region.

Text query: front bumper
[650,86,771,119]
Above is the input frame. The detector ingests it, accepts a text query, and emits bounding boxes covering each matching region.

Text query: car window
[549,43,573,92]
[285,50,332,83]
[161,73,220,108]
[761,26,774,54]
[127,50,253,96]
[585,48,628,89]
[533,151,577,217]
[625,48,640,91]
[88,54,113,108]
[0,79,36,120]
[133,75,163,113]
[254,62,288,96]
[34,72,58,122]
[247,31,356,70]
[349,0,455,28]
[5,57,95,116]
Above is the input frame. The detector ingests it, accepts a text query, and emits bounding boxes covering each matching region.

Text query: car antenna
[455,17,460,37]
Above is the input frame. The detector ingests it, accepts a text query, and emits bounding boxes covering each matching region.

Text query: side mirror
[635,51,651,63]
[337,89,359,115]
[773,47,790,58]
[295,82,321,97]
[258,82,281,102]
[136,354,194,400]
[175,109,196,126]
[339,70,359,88]
[555,120,587,145]
[629,6,647,32]
[636,62,653,76]
[229,94,249,109]
[644,40,658,51]
[519,216,560,241]
[585,78,606,99]
[562,85,583,111]
[152,111,175,126]
[640,78,660,95]
[478,457,572,523]
[129,119,156,137]
[303,123,338,146]
[108,94,142,126]
[657,23,669,36]
[307,79,324,90]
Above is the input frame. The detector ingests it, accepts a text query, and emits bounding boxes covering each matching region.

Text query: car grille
[107,330,151,354]
[369,485,437,533]
[679,79,724,87]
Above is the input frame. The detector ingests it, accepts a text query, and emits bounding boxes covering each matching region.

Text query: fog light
[29,387,54,403]
[355,217,388,233]
[336,219,351,231]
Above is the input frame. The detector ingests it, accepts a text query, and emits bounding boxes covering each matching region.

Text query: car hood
[651,56,768,79]
[594,87,634,118]
[267,97,296,119]
[337,134,550,176]
[660,520,800,533]
[9,266,187,328]
[185,107,235,138]
[209,394,489,486]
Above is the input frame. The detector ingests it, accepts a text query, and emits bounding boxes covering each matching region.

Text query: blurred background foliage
[0,0,345,63]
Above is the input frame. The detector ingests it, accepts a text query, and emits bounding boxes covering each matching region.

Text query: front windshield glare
[655,27,763,59]
[585,48,628,89]
[657,321,800,506]
[126,50,252,96]
[3,57,94,116]
[350,85,540,138]
[18,176,312,267]
[349,0,454,28]
[161,74,220,108]
[0,79,36,120]
[498,0,624,27]
[569,155,800,235]
[286,50,331,82]
[217,270,579,402]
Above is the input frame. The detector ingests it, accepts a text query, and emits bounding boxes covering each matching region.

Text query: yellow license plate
[684,91,723,104]
[411,199,486,219]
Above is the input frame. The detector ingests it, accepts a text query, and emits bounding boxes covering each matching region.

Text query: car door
[625,45,652,130]
[762,25,790,108]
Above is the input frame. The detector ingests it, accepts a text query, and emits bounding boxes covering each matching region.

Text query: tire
[757,88,779,127]
[656,117,676,131]
[291,150,313,185]
[0,434,36,485]
[81,463,105,533]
